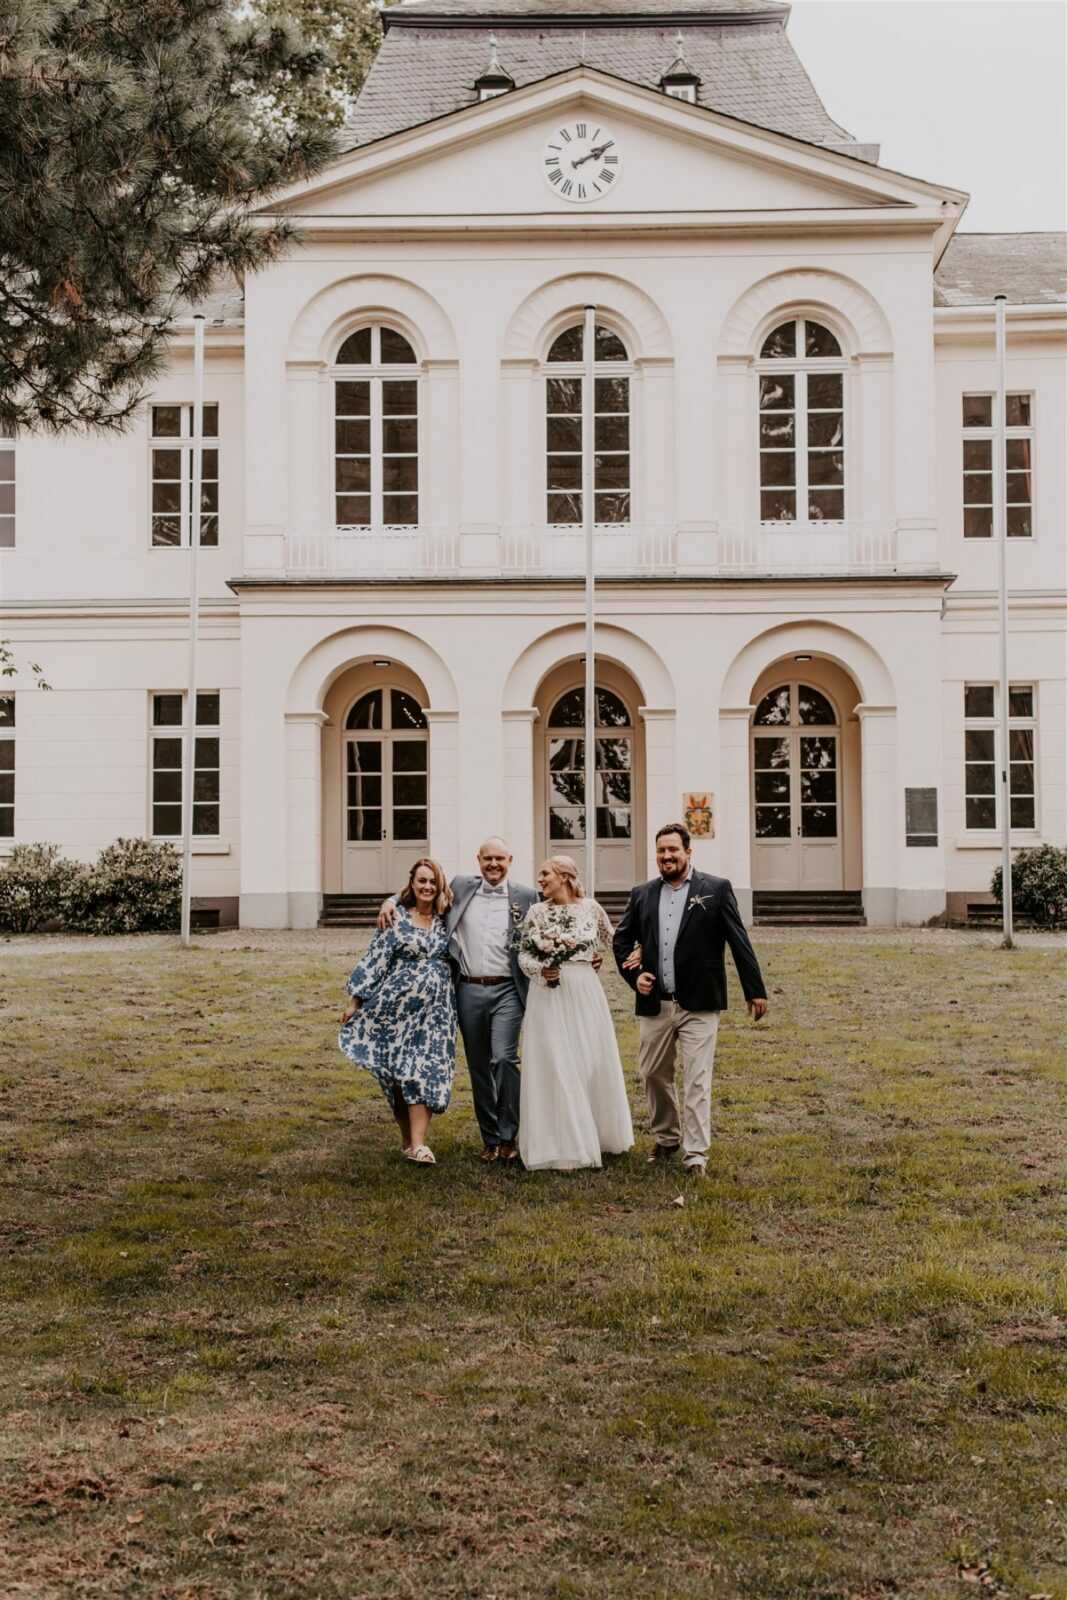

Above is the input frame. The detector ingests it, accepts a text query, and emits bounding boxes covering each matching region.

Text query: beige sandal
[406,1144,436,1165]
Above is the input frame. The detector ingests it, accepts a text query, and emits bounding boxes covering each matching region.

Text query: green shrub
[992,844,1067,929]
[0,843,86,933]
[69,838,181,935]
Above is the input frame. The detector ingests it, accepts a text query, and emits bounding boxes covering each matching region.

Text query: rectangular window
[759,371,844,525]
[0,696,13,838]
[151,691,220,838]
[334,377,419,529]
[150,403,219,548]
[0,422,14,548]
[961,392,1033,538]
[963,683,1037,831]
[546,376,630,526]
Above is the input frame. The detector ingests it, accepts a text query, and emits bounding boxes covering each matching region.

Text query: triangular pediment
[266,69,966,230]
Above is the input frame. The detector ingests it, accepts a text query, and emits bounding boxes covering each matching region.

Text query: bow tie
[481,884,507,897]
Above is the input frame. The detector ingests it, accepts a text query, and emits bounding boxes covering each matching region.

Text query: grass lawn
[0,929,1065,1600]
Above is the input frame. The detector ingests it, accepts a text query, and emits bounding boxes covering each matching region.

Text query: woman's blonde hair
[542,854,585,900]
[399,858,454,917]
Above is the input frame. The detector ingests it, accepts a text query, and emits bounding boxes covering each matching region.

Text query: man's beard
[659,862,686,882]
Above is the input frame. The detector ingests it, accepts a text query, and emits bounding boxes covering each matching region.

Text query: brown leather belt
[459,974,510,986]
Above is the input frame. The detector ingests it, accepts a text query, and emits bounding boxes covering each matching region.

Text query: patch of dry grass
[0,930,1064,1598]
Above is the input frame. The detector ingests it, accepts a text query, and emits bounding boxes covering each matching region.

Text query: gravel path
[4,924,1064,957]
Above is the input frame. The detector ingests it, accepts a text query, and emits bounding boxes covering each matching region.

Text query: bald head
[477,837,512,886]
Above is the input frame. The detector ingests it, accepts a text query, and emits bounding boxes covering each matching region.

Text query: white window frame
[0,423,14,549]
[332,325,421,532]
[0,694,13,839]
[756,315,847,529]
[963,682,1038,836]
[149,691,221,841]
[148,402,219,549]
[961,391,1034,540]
[541,323,634,529]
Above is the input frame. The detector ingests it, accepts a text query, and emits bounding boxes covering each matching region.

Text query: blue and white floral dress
[338,910,457,1113]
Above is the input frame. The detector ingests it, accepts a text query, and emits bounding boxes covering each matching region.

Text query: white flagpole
[994,293,1014,949]
[180,314,206,947]
[582,304,597,902]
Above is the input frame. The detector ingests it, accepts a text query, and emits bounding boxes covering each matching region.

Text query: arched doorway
[750,666,861,893]
[341,686,428,893]
[536,666,645,891]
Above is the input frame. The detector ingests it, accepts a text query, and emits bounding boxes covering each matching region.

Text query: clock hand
[571,142,612,169]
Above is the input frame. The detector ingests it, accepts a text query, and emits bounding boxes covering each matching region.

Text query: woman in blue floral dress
[339,859,456,1165]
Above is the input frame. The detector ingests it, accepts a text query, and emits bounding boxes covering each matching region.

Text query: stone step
[755,914,867,927]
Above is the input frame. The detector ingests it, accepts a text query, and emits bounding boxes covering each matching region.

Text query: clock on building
[542,121,622,203]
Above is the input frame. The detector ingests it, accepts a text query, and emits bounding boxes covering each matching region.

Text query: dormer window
[660,31,701,104]
[475,33,514,103]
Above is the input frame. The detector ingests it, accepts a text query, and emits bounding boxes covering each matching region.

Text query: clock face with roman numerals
[542,121,622,204]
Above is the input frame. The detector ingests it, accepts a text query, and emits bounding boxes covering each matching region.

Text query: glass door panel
[346,740,383,841]
[799,736,838,838]
[753,736,792,838]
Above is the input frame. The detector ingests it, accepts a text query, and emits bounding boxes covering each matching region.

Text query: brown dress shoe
[646,1144,680,1164]
[479,1146,499,1164]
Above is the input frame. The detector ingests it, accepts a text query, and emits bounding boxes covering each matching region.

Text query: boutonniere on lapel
[508,901,525,944]
[685,893,714,918]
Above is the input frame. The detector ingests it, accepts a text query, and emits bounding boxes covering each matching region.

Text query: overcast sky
[786,0,1066,232]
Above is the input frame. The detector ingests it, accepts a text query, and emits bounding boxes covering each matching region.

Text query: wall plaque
[905,787,938,847]
[683,792,714,839]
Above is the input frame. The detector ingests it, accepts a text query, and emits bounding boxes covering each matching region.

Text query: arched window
[334,325,419,529]
[545,322,630,526]
[757,316,845,524]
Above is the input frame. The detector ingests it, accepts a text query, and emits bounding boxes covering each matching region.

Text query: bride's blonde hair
[543,854,585,900]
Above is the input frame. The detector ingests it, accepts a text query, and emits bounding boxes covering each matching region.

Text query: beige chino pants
[638,1002,720,1165]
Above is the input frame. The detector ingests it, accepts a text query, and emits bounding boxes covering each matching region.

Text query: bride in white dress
[517,856,634,1171]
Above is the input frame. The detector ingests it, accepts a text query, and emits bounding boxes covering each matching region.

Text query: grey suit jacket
[447,875,539,998]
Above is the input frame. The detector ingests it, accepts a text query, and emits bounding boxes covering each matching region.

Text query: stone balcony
[245,521,941,581]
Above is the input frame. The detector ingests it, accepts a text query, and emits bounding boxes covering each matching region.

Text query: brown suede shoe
[646,1144,680,1164]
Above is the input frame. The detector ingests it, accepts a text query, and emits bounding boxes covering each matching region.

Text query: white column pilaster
[424,359,461,561]
[636,358,679,563]
[285,710,328,928]
[857,704,898,925]
[499,358,539,569]
[502,707,539,886]
[853,353,895,560]
[639,707,677,879]
[425,709,460,877]
[718,706,755,921]
[716,356,756,565]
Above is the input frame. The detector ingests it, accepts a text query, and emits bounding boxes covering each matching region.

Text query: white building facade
[2,0,1065,928]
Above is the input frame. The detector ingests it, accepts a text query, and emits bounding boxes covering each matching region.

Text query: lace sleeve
[517,904,545,980]
[593,900,614,948]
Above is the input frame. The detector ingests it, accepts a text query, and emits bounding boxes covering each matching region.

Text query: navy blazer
[612,870,767,1017]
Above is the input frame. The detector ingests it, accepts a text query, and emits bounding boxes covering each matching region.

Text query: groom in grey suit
[381,837,538,1163]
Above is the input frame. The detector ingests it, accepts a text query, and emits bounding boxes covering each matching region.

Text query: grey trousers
[455,979,525,1147]
[638,1002,721,1165]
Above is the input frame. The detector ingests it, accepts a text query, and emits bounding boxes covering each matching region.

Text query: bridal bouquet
[521,905,595,988]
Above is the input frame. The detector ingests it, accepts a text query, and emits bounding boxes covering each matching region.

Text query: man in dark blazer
[613,822,768,1176]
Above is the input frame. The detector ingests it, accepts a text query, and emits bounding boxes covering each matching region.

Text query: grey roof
[345,3,860,153]
[934,233,1067,307]
[388,0,786,16]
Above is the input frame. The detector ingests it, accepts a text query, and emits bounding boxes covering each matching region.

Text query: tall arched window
[757,316,845,524]
[334,325,419,528]
[545,322,630,526]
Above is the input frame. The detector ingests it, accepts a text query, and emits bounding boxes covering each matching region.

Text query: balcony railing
[279,522,934,580]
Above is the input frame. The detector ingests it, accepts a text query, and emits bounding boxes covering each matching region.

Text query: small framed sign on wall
[683,792,714,838]
[905,787,938,847]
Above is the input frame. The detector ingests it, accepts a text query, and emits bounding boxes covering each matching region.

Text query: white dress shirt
[453,879,511,977]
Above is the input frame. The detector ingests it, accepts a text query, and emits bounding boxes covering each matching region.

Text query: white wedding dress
[518,898,634,1171]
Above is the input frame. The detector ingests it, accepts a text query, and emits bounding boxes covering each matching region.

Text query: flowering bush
[991,844,1067,930]
[0,843,85,933]
[69,838,182,934]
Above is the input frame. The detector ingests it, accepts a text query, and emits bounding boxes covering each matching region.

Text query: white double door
[342,729,429,894]
[752,725,842,891]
